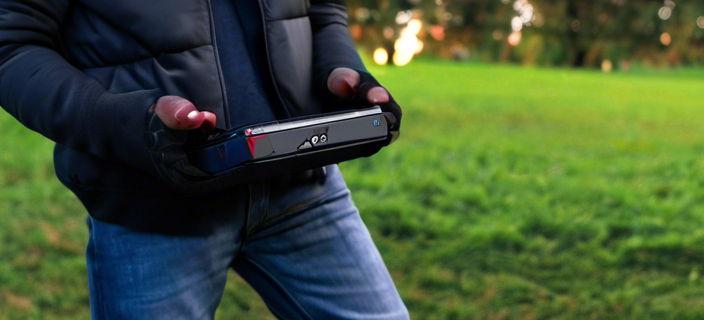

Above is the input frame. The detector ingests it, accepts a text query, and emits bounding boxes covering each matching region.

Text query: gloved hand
[144,96,218,193]
[326,67,401,143]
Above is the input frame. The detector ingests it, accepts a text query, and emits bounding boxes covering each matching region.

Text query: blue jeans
[85,165,408,319]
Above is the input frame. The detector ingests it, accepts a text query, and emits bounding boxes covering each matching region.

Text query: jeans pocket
[262,165,350,228]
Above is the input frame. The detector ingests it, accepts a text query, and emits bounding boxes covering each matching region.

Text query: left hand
[327,68,390,104]
[326,67,402,144]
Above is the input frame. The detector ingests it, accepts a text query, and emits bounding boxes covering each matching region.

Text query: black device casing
[145,110,398,194]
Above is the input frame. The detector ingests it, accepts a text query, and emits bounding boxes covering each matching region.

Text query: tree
[348,0,704,67]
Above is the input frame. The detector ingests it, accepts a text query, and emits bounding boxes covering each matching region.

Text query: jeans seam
[242,256,314,320]
[255,181,271,234]
[245,183,255,240]
[89,219,109,320]
[246,181,270,238]
[247,188,350,242]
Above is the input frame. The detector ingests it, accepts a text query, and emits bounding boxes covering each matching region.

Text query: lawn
[2,60,704,319]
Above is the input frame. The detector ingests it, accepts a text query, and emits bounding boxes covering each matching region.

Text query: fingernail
[187,110,198,120]
[368,87,389,103]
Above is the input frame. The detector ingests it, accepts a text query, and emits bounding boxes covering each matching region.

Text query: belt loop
[313,166,327,185]
[246,180,270,237]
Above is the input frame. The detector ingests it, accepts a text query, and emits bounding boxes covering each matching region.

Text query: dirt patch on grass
[39,221,82,253]
[2,291,33,312]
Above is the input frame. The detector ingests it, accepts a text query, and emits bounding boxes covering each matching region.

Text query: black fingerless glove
[143,109,225,194]
[320,68,401,145]
[351,69,401,145]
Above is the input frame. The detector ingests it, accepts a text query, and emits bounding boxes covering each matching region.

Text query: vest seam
[204,0,232,128]
[78,44,213,71]
[268,13,309,22]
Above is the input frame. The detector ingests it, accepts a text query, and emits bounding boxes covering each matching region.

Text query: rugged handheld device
[145,70,402,194]
[186,106,398,177]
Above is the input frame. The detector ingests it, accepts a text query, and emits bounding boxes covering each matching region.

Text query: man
[0,0,408,319]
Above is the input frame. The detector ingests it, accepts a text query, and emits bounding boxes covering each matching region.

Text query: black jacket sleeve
[0,1,163,175]
[308,0,402,129]
[309,0,368,91]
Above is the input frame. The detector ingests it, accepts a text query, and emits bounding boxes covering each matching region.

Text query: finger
[327,67,360,98]
[366,86,390,104]
[201,111,217,133]
[183,109,205,129]
[155,96,203,130]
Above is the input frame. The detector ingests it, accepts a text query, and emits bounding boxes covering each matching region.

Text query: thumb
[154,95,216,131]
[327,67,360,98]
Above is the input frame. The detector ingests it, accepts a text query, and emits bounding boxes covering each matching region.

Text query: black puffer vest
[0,0,366,195]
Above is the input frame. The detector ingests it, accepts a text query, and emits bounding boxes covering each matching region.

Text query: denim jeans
[85,165,408,319]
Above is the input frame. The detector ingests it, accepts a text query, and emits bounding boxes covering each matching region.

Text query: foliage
[2,61,704,319]
[349,0,704,67]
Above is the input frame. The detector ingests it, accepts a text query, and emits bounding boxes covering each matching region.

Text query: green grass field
[2,61,704,319]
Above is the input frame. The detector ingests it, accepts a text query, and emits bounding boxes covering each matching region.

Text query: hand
[327,67,390,104]
[144,95,214,187]
[153,95,217,132]
[326,67,402,144]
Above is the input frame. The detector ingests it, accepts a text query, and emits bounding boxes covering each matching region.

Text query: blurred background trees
[347,0,704,70]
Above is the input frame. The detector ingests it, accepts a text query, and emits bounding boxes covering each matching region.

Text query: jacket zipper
[205,0,232,128]
[255,0,292,119]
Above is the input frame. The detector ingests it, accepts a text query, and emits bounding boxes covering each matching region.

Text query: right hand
[327,67,390,104]
[153,95,217,131]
